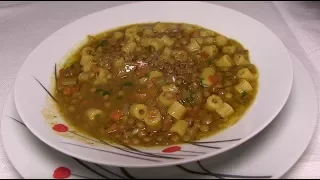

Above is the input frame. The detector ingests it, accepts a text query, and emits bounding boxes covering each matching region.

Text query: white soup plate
[13,1,293,168]
[3,52,316,178]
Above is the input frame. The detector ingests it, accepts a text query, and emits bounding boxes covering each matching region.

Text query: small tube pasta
[153,23,169,33]
[80,55,94,66]
[201,67,216,87]
[205,95,224,111]
[149,38,164,51]
[125,26,137,38]
[125,26,141,41]
[216,102,234,118]
[158,92,176,107]
[181,24,195,34]
[161,35,174,46]
[168,101,187,120]
[149,70,163,79]
[222,46,237,55]
[113,32,124,40]
[193,38,204,45]
[215,54,233,67]
[202,45,218,57]
[187,38,200,52]
[78,72,89,82]
[201,66,215,79]
[160,47,172,62]
[141,38,164,51]
[141,38,151,47]
[130,104,148,120]
[121,40,137,54]
[93,68,111,85]
[172,50,188,61]
[143,29,155,37]
[200,30,215,37]
[234,79,253,94]
[215,35,228,46]
[225,93,233,99]
[162,84,179,93]
[83,62,92,73]
[204,37,215,45]
[162,47,172,56]
[233,54,249,65]
[237,68,255,81]
[144,108,162,131]
[170,120,189,136]
[112,57,125,69]
[81,47,95,56]
[138,77,148,85]
[86,108,104,121]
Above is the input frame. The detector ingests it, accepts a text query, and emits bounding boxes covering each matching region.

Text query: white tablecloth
[0,1,320,178]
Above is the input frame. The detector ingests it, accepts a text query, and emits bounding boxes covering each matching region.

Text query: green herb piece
[199,77,208,87]
[99,40,106,46]
[103,91,110,96]
[207,59,212,65]
[123,81,133,87]
[241,91,247,97]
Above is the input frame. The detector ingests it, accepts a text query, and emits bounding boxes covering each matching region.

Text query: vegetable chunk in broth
[54,22,259,147]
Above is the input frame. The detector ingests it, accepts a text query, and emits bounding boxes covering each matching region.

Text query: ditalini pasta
[168,101,187,120]
[130,104,148,120]
[54,22,259,147]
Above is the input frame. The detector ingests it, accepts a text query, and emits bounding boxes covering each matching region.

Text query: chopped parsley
[241,91,247,97]
[207,59,213,65]
[199,77,208,88]
[123,81,133,87]
[96,89,110,96]
[102,91,110,96]
[98,40,106,46]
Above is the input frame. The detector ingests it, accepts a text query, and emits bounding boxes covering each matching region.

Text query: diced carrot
[110,110,123,121]
[63,87,73,96]
[90,64,100,73]
[147,81,156,89]
[191,30,200,38]
[209,75,218,86]
[200,51,208,59]
[136,67,150,78]
[106,123,120,134]
[71,87,78,93]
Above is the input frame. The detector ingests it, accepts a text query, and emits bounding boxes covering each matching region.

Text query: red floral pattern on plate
[53,167,71,179]
[162,146,181,153]
[53,124,69,132]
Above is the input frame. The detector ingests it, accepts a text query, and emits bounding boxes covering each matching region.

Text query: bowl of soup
[14,1,293,167]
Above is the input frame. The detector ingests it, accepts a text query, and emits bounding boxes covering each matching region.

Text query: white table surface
[0,1,320,179]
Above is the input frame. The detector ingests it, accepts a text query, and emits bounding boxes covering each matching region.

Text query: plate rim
[12,1,294,167]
